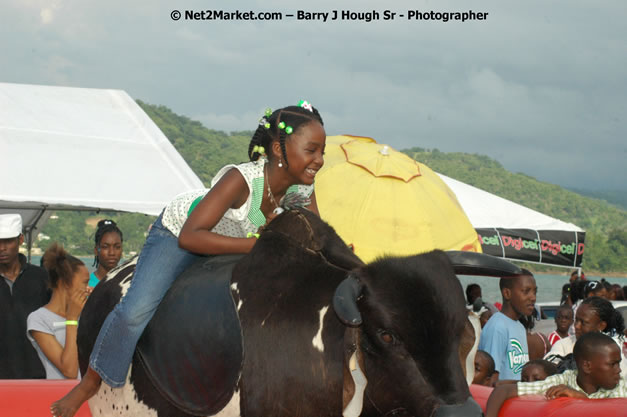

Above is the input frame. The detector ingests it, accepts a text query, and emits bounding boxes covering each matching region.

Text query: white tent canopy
[0,82,204,250]
[437,173,585,268]
[437,174,582,231]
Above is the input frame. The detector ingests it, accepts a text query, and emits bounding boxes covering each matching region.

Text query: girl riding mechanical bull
[52,100,326,417]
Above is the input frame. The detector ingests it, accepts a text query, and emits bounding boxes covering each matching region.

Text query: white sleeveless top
[161,159,314,238]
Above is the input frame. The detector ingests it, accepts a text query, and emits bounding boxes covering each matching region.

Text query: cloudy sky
[2,0,625,191]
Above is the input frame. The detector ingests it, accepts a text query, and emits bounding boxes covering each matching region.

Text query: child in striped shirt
[486,332,627,417]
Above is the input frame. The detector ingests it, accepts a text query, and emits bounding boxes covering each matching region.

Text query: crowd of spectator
[2,209,626,416]
[0,214,121,380]
[466,268,627,415]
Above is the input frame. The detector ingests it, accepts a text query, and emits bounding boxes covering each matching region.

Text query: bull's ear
[333,274,363,327]
[446,251,522,277]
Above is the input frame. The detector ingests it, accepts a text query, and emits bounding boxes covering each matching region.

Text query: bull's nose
[433,397,482,417]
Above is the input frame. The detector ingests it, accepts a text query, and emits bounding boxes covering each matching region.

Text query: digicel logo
[501,236,539,251]
[540,240,577,256]
[478,234,585,257]
[478,234,542,250]
[478,234,500,246]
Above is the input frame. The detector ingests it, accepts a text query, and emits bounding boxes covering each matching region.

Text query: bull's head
[333,251,520,417]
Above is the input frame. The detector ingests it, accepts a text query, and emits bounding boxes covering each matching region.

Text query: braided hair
[581,296,626,337]
[93,219,123,268]
[583,280,604,298]
[248,104,324,166]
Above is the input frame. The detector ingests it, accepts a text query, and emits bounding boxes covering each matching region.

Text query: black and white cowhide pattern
[80,258,244,417]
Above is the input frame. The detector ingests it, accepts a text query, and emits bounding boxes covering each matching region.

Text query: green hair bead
[278,121,286,129]
[285,126,293,134]
[264,122,270,129]
[265,108,272,117]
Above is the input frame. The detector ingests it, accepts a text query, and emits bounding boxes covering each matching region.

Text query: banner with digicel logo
[476,228,585,267]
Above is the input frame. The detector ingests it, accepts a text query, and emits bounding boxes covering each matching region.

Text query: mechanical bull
[78,208,520,417]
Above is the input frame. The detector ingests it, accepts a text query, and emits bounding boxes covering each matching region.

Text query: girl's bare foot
[51,367,102,417]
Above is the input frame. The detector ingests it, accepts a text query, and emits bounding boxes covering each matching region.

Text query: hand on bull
[544,384,587,399]
[255,210,280,234]
[279,192,311,210]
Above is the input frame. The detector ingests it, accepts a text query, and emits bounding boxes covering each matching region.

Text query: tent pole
[24,206,48,263]
[26,227,33,263]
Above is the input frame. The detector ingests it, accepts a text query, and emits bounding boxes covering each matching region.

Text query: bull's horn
[446,251,522,277]
[333,275,363,327]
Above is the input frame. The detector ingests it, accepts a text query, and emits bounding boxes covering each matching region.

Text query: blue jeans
[89,214,202,387]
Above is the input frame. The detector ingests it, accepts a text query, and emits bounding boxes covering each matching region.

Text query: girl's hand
[545,384,587,399]
[66,287,91,319]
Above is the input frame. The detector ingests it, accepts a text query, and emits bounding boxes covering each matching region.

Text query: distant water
[27,254,625,303]
[457,274,627,304]
[29,255,119,275]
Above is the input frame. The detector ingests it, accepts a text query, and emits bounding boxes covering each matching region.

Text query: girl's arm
[31,327,79,379]
[30,288,86,379]
[179,169,256,255]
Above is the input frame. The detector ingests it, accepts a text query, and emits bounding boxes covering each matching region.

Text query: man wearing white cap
[0,213,50,379]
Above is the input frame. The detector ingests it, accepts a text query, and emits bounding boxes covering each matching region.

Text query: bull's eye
[378,330,395,345]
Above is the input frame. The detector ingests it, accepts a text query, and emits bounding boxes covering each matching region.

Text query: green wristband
[66,320,79,326]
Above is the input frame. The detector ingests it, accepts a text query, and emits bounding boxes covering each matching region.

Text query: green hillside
[566,188,627,211]
[137,100,251,185]
[39,103,626,273]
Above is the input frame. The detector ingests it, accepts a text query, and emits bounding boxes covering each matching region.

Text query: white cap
[0,214,23,239]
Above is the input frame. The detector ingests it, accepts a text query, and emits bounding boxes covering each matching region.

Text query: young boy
[472,350,497,386]
[486,332,627,417]
[478,270,537,380]
[547,305,574,346]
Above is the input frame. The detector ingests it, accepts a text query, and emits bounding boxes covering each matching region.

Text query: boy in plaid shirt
[486,332,626,417]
